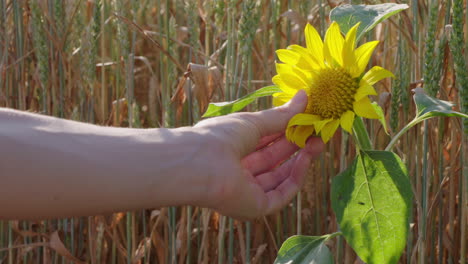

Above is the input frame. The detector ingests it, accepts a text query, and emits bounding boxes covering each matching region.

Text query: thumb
[251,90,308,137]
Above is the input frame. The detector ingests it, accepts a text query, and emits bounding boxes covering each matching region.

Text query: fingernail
[291,90,307,104]
[285,90,307,110]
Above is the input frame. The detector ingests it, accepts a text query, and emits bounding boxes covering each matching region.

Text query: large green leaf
[274,235,334,264]
[330,4,409,41]
[202,85,282,117]
[331,151,413,264]
[413,87,468,120]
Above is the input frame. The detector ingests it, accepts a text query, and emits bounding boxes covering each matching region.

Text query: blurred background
[0,0,467,263]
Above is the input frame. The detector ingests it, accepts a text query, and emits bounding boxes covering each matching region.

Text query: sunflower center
[306,67,359,119]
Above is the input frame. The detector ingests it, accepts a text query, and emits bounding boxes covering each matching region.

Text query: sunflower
[272,22,394,147]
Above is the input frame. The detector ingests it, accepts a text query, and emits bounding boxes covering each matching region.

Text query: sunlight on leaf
[330,4,409,42]
[413,87,468,120]
[202,85,281,117]
[274,235,334,264]
[331,151,413,264]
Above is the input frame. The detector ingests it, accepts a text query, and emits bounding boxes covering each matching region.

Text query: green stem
[8,221,12,264]
[246,221,251,264]
[437,119,445,264]
[386,117,421,151]
[126,212,132,264]
[186,206,192,264]
[421,120,429,264]
[296,192,301,235]
[325,232,343,240]
[352,117,373,151]
[228,218,234,264]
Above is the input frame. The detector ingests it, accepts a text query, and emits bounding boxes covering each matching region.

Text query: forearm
[0,108,210,219]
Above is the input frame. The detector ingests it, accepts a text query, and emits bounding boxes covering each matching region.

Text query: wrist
[183,124,242,210]
[141,126,215,208]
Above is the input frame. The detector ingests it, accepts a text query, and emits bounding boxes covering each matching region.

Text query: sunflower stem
[385,117,421,151]
[352,117,373,151]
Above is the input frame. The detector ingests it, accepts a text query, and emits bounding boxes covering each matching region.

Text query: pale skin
[0,90,324,220]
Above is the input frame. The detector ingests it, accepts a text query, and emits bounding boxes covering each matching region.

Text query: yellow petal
[291,66,313,85]
[276,63,310,85]
[272,92,292,107]
[324,22,344,66]
[286,113,319,143]
[272,74,283,86]
[320,119,340,143]
[344,23,360,50]
[342,22,360,70]
[351,40,379,77]
[276,64,309,89]
[340,110,355,133]
[305,24,324,62]
[276,49,300,65]
[291,125,315,148]
[362,66,395,85]
[275,63,293,75]
[353,97,380,119]
[354,81,377,101]
[288,44,322,70]
[313,118,333,134]
[272,75,296,93]
[286,126,295,145]
[288,113,321,126]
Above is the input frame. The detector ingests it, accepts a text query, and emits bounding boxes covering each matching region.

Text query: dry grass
[0,0,467,263]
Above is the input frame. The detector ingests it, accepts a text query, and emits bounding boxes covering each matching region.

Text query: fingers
[255,137,324,191]
[263,152,313,214]
[257,137,324,215]
[242,136,299,175]
[250,90,308,137]
[220,138,324,220]
[255,133,283,150]
[254,153,297,192]
[297,137,325,163]
[241,150,313,219]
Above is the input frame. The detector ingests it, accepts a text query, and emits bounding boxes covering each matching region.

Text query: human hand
[0,95,323,220]
[194,90,325,220]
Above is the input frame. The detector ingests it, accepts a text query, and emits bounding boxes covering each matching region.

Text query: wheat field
[0,0,467,263]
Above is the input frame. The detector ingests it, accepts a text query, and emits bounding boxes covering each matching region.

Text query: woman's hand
[0,91,323,220]
[194,90,324,219]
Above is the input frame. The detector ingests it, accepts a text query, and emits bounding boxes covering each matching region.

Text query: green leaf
[274,235,334,264]
[330,4,409,42]
[372,102,389,135]
[413,87,468,120]
[331,151,413,264]
[202,85,281,117]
